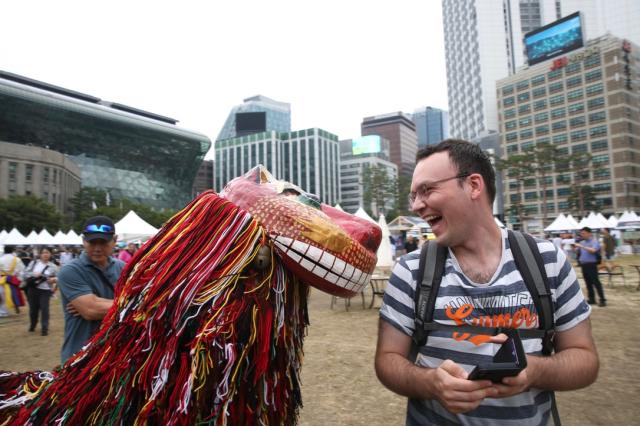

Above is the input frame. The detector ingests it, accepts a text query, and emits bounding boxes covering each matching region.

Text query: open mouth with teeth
[221,166,382,297]
[425,214,443,228]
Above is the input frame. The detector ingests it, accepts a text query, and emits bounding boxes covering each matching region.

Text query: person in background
[600,228,617,271]
[404,235,418,253]
[117,242,137,264]
[575,226,606,307]
[57,216,125,362]
[59,246,75,267]
[23,247,58,335]
[0,246,26,317]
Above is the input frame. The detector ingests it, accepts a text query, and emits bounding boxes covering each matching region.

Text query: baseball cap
[82,215,116,241]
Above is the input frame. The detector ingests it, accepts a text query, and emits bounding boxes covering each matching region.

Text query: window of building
[503,97,515,106]
[557,187,571,196]
[587,97,605,110]
[531,74,546,86]
[551,107,566,118]
[518,92,530,103]
[517,80,530,91]
[585,82,603,96]
[566,75,582,88]
[506,132,518,142]
[549,81,564,93]
[553,133,568,144]
[584,55,601,68]
[585,69,602,83]
[507,144,519,154]
[556,174,571,184]
[536,125,549,135]
[548,69,562,80]
[588,111,606,124]
[596,197,613,208]
[570,129,587,141]
[557,147,569,155]
[9,162,18,182]
[592,154,609,165]
[505,120,517,130]
[502,85,514,95]
[591,139,608,151]
[533,99,547,110]
[518,104,531,114]
[589,125,607,137]
[519,116,532,127]
[593,183,612,193]
[510,194,521,203]
[594,168,610,178]
[525,191,538,200]
[567,88,583,101]
[552,120,567,131]
[567,102,585,115]
[565,62,581,74]
[532,87,546,98]
[520,129,533,139]
[534,111,548,122]
[549,94,564,106]
[525,205,539,214]
[569,116,586,128]
[521,141,534,150]
[43,167,49,184]
[572,143,588,153]
[25,164,33,182]
[504,108,516,119]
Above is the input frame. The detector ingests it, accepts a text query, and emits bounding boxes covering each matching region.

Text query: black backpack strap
[508,230,555,355]
[508,230,561,426]
[409,241,447,362]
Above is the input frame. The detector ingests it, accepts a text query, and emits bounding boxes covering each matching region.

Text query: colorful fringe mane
[0,191,309,425]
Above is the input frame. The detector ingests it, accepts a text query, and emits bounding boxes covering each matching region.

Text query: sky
[2,0,448,159]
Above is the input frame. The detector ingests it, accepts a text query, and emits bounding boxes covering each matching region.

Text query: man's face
[83,237,116,267]
[580,230,591,240]
[410,152,470,247]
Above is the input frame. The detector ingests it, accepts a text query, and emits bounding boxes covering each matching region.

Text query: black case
[468,330,527,382]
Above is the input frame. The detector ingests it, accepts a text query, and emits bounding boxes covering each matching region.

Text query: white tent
[115,211,159,243]
[544,214,580,232]
[63,230,83,246]
[0,230,8,244]
[566,214,580,229]
[333,203,344,212]
[354,207,377,224]
[578,212,611,230]
[53,230,67,245]
[608,214,619,228]
[596,213,614,228]
[35,229,57,245]
[494,217,506,228]
[616,210,640,229]
[376,214,393,269]
[2,228,29,246]
[25,230,39,245]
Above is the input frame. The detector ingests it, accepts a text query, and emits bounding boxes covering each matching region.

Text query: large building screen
[524,12,584,66]
[235,112,266,136]
[352,135,381,155]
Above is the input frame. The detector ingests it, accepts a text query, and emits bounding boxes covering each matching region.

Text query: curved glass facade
[0,75,211,210]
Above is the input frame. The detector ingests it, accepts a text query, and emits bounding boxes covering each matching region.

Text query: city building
[0,141,81,217]
[0,71,211,210]
[216,95,291,141]
[442,0,561,141]
[559,0,640,45]
[471,132,505,219]
[339,136,398,215]
[192,159,214,195]
[214,128,340,205]
[412,106,449,148]
[497,34,640,228]
[361,112,418,177]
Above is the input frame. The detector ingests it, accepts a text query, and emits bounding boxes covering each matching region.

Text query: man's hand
[431,360,497,414]
[66,303,80,317]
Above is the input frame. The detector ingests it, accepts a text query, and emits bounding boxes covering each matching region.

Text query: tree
[394,175,413,218]
[0,196,63,234]
[568,185,598,214]
[557,151,602,216]
[524,142,559,225]
[361,164,397,217]
[495,153,532,227]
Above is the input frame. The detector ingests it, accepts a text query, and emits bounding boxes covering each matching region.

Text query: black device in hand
[468,330,527,382]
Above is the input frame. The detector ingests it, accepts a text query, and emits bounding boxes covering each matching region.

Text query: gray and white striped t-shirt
[380,228,591,426]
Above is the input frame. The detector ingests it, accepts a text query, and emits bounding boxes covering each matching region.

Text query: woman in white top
[23,247,58,336]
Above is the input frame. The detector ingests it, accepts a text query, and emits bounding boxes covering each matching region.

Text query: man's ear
[467,173,485,201]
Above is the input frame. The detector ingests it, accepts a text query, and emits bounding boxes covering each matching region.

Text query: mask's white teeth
[273,235,370,292]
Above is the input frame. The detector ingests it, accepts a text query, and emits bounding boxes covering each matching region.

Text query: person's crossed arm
[66,294,113,320]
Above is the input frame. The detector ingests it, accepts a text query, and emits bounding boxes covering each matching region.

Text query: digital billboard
[235,111,266,136]
[524,12,584,66]
[352,135,381,155]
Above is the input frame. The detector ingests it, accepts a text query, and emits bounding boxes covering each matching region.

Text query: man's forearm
[529,347,599,391]
[78,297,113,321]
[375,352,437,399]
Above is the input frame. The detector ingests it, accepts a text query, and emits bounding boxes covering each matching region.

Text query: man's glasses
[84,224,114,233]
[408,173,470,205]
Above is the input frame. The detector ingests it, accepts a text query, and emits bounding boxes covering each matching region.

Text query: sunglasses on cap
[84,224,114,234]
